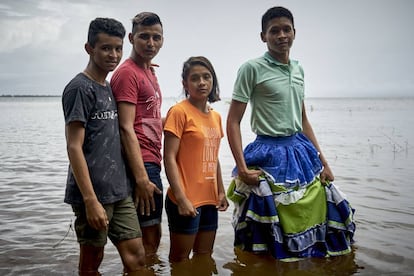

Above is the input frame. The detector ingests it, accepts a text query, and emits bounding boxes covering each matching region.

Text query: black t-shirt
[62,73,131,205]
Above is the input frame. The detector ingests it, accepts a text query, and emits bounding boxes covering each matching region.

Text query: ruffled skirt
[228,133,356,261]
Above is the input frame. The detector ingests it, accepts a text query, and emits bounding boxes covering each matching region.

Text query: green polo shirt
[232,52,304,137]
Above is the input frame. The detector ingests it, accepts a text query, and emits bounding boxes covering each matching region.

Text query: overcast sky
[0,0,413,98]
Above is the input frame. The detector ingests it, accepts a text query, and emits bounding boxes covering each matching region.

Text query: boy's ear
[260,32,266,43]
[128,33,134,44]
[84,43,93,55]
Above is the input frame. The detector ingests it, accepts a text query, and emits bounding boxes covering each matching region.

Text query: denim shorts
[137,162,164,227]
[72,196,142,247]
[165,195,218,234]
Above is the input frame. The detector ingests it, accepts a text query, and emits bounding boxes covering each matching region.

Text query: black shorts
[165,195,218,234]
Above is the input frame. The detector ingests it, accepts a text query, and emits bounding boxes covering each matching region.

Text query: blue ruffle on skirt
[228,133,356,261]
[232,134,323,189]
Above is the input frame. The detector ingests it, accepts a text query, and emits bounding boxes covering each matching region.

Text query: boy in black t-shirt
[62,17,147,275]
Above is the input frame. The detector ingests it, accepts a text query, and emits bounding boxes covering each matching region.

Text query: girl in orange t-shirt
[163,56,229,262]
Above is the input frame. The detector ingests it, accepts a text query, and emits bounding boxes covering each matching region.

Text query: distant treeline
[0,95,60,97]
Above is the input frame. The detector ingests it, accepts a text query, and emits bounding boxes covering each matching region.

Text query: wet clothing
[164,99,223,208]
[138,162,163,227]
[62,73,131,205]
[165,195,218,234]
[111,59,164,228]
[229,51,356,260]
[227,134,356,260]
[110,58,163,166]
[72,196,142,247]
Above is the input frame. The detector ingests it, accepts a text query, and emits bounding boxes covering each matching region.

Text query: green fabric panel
[226,179,240,203]
[276,181,327,234]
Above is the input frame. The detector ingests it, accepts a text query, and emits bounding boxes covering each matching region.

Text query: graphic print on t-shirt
[201,125,221,176]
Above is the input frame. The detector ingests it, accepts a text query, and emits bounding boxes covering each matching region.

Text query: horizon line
[1,94,414,100]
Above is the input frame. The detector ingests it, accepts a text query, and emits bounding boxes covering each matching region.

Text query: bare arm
[65,121,108,230]
[226,99,261,185]
[301,102,334,183]
[117,102,161,216]
[163,131,197,217]
[216,160,229,211]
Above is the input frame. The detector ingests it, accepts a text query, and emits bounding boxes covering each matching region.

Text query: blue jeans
[136,162,163,227]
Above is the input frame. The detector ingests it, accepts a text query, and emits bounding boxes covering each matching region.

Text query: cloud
[0,0,414,97]
[0,17,65,53]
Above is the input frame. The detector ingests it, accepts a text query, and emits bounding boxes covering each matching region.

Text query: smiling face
[129,23,163,63]
[261,16,295,63]
[87,32,123,73]
[183,65,213,102]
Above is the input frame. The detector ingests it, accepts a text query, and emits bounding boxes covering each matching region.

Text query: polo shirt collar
[264,52,291,66]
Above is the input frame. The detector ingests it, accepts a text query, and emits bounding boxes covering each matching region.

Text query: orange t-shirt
[164,99,223,208]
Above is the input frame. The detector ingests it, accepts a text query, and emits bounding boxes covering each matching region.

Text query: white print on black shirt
[90,110,118,120]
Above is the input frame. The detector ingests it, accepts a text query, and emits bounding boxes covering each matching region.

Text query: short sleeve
[62,81,94,126]
[110,64,140,104]
[163,104,186,139]
[214,111,224,139]
[232,61,257,103]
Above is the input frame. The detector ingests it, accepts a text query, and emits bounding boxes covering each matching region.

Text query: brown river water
[1,97,413,275]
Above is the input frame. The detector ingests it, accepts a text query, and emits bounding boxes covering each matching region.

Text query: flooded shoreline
[1,97,413,275]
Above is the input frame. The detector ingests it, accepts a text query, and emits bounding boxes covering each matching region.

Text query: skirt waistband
[255,133,302,146]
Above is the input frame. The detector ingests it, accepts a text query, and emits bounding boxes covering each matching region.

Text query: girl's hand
[177,197,198,217]
[217,193,229,211]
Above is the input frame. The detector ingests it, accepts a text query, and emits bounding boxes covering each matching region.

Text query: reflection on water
[0,97,414,275]
[223,248,361,276]
[169,255,218,276]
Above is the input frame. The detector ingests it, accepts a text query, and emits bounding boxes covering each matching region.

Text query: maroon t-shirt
[110,58,163,165]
